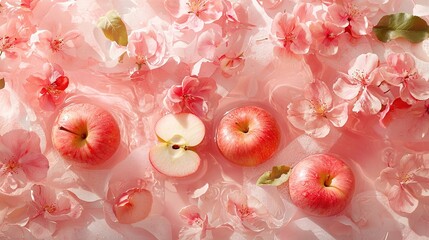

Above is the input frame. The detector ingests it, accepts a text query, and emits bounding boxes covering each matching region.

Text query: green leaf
[97,10,128,46]
[373,13,429,43]
[0,78,4,90]
[256,165,291,186]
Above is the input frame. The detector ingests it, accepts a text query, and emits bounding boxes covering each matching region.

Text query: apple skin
[52,103,121,167]
[215,106,281,166]
[288,154,355,216]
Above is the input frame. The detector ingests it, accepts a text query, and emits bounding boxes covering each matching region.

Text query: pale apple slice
[113,188,153,224]
[149,143,201,177]
[155,113,205,146]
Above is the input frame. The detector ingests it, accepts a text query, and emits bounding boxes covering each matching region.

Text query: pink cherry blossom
[163,75,219,119]
[25,62,69,111]
[380,52,429,104]
[287,80,349,138]
[333,53,386,115]
[376,153,429,214]
[179,205,233,240]
[271,12,312,55]
[26,184,83,239]
[309,20,344,56]
[28,2,83,62]
[164,0,224,32]
[126,27,168,71]
[226,190,270,232]
[0,19,29,58]
[0,130,49,195]
[256,0,283,10]
[326,2,369,37]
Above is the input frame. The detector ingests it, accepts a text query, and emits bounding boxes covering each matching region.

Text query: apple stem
[235,121,249,133]
[324,174,332,187]
[59,126,87,139]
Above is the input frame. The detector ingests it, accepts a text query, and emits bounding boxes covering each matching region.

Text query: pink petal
[333,77,361,100]
[52,76,69,91]
[327,102,349,127]
[352,88,382,114]
[305,80,333,108]
[387,185,418,213]
[304,118,331,138]
[19,153,49,182]
[348,53,379,77]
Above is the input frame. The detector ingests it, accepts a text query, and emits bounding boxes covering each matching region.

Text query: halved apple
[149,113,205,177]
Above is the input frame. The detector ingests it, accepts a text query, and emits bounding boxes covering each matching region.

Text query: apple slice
[149,113,205,177]
[113,188,153,224]
[154,113,205,146]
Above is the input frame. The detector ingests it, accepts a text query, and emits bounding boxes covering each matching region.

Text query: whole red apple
[215,106,281,166]
[288,154,355,216]
[52,103,121,167]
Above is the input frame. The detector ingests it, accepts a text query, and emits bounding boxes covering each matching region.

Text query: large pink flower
[333,53,385,115]
[163,75,219,119]
[376,153,429,214]
[287,80,349,138]
[0,130,49,195]
[164,0,224,32]
[126,27,168,70]
[271,12,312,54]
[381,52,429,104]
[25,62,69,111]
[26,184,83,239]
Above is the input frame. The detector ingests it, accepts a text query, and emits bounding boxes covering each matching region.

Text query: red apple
[288,154,355,216]
[52,103,121,167]
[149,113,205,177]
[215,106,281,166]
[113,188,153,224]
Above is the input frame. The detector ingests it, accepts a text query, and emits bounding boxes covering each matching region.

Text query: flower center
[50,38,64,52]
[44,204,57,214]
[351,69,367,85]
[187,0,208,16]
[2,158,20,175]
[399,172,413,184]
[345,3,362,20]
[237,204,253,219]
[311,100,327,117]
[0,36,17,55]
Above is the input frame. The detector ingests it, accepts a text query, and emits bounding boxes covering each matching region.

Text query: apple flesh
[149,113,205,177]
[52,103,121,167]
[215,106,281,166]
[113,188,153,224]
[288,154,355,216]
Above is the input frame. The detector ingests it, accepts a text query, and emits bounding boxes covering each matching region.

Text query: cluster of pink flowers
[0,0,429,239]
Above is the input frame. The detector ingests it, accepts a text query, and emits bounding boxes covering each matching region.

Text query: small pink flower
[226,190,269,232]
[287,80,349,138]
[27,184,83,239]
[333,53,385,115]
[25,63,69,111]
[326,2,369,37]
[164,0,224,32]
[309,20,344,56]
[163,75,219,119]
[0,130,49,195]
[271,12,312,55]
[179,205,233,240]
[381,52,429,104]
[376,153,429,214]
[127,27,168,70]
